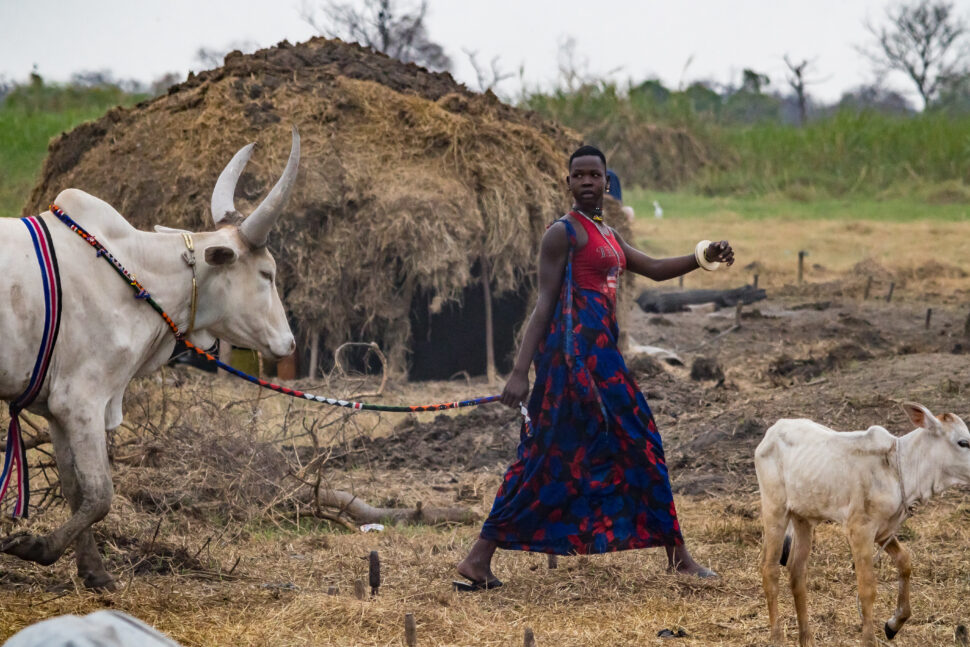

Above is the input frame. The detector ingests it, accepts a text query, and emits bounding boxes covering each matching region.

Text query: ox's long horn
[239,126,301,248]
[210,142,256,226]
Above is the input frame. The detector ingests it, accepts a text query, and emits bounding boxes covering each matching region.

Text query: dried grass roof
[25,38,580,369]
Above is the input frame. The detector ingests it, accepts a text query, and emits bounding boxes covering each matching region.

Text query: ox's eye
[959,439,970,449]
[259,270,273,282]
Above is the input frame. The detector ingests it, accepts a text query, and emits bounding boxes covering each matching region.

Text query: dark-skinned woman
[454,145,734,591]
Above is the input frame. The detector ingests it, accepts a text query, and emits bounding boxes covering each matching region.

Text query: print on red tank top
[570,212,627,301]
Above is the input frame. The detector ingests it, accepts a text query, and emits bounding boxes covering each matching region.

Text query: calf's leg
[846,522,878,647]
[882,537,911,640]
[788,517,816,647]
[760,505,789,646]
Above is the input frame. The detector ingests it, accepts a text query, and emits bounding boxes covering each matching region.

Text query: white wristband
[694,240,721,271]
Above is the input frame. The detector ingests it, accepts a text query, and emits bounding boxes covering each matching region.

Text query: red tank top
[570,212,626,300]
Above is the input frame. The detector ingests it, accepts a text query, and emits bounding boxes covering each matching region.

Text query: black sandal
[452,577,503,592]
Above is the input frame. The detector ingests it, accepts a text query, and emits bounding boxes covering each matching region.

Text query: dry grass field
[3,213,970,646]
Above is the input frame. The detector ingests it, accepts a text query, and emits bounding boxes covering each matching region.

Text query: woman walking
[455,145,734,590]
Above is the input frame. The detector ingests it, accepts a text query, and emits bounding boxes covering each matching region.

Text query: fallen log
[314,487,480,525]
[636,284,766,313]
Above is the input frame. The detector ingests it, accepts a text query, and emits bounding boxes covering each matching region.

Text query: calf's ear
[204,245,238,266]
[902,402,942,433]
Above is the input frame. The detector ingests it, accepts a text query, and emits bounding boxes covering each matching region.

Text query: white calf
[755,402,970,647]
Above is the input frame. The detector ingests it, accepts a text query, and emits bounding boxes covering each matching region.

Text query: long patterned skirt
[480,286,683,555]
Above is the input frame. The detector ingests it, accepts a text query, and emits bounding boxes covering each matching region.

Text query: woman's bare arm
[500,223,569,408]
[614,230,734,281]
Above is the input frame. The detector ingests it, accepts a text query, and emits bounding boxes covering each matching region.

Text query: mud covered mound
[26,37,582,371]
[328,405,521,471]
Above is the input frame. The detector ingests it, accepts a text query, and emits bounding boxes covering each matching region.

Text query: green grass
[627,188,970,222]
[704,111,970,197]
[523,83,970,200]
[0,83,145,219]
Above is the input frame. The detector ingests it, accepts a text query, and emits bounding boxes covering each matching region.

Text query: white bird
[653,200,664,219]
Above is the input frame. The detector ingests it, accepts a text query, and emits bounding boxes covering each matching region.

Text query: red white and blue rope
[50,204,530,423]
[1,217,63,518]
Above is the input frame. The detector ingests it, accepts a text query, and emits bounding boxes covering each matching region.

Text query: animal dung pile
[25,37,589,377]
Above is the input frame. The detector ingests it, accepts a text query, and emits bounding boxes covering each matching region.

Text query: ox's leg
[882,537,911,640]
[788,517,816,647]
[847,523,878,647]
[1,406,113,569]
[49,419,114,590]
[760,505,789,646]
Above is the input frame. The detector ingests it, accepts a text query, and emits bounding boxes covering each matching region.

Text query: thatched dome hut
[24,38,624,379]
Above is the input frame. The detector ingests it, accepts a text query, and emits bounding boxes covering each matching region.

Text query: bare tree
[302,0,451,72]
[463,49,513,93]
[783,55,821,125]
[862,0,970,109]
[555,36,622,91]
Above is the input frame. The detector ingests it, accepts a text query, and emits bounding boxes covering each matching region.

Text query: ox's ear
[153,225,191,234]
[204,245,238,266]
[902,402,943,433]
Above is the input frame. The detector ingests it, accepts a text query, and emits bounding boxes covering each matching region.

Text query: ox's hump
[52,189,137,238]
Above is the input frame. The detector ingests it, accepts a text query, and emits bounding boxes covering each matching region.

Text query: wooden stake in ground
[886,281,895,303]
[481,255,496,387]
[864,276,873,300]
[925,308,933,329]
[798,250,807,283]
[308,328,319,380]
[405,613,417,647]
[547,554,558,569]
[735,301,743,328]
[369,551,380,596]
[753,274,759,289]
[354,579,366,600]
[524,627,536,647]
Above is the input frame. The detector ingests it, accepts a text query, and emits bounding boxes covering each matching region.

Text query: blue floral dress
[479,218,683,554]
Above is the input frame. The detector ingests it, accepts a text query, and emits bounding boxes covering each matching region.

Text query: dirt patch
[327,405,521,471]
[768,342,873,385]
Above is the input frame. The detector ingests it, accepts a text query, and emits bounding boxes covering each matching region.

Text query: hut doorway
[407,280,530,382]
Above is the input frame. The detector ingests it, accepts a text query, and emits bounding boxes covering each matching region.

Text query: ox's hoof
[1,532,58,565]
[81,571,116,592]
[884,621,898,640]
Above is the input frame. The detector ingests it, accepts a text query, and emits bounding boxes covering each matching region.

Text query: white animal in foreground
[755,402,970,647]
[652,200,663,219]
[4,610,181,647]
[0,127,300,589]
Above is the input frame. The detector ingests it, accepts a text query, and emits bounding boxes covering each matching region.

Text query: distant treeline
[522,75,970,199]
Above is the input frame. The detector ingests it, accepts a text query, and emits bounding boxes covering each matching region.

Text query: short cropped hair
[569,145,607,169]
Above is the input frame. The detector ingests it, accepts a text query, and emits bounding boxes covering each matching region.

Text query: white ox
[0,128,300,589]
[755,402,970,646]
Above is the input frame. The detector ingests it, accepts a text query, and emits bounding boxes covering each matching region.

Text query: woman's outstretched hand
[705,240,735,266]
[501,370,530,409]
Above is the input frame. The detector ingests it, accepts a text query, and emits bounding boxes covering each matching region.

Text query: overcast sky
[0,0,933,105]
